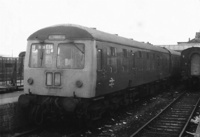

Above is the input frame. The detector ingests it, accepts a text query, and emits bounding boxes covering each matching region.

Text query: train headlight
[46,72,53,86]
[76,80,83,88]
[54,72,61,86]
[27,78,34,85]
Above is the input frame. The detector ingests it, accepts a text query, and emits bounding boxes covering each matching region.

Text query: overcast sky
[0,0,200,57]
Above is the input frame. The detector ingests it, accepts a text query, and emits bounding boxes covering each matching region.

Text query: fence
[0,56,24,92]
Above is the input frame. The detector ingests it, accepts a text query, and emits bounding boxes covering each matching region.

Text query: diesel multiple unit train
[18,24,181,123]
[181,47,200,88]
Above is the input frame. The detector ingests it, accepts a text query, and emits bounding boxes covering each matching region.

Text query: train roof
[163,48,181,56]
[181,47,200,56]
[182,47,200,52]
[28,24,168,53]
[18,51,25,57]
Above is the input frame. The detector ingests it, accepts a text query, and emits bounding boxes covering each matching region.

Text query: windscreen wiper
[40,50,44,66]
[73,43,84,54]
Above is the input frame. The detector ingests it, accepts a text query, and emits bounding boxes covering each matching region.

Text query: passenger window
[122,49,128,72]
[107,46,117,72]
[157,55,160,67]
[110,47,116,56]
[153,54,155,59]
[132,52,135,68]
[139,51,142,58]
[131,50,135,68]
[147,53,149,59]
[123,49,128,58]
[97,49,103,70]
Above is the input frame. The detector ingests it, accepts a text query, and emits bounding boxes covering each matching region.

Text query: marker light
[27,78,34,85]
[54,73,61,86]
[46,72,53,86]
[76,80,83,88]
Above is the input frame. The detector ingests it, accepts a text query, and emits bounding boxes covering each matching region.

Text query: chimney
[195,32,200,39]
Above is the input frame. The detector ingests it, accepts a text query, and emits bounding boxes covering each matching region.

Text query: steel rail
[130,91,186,137]
[13,125,83,137]
[178,96,200,137]
[13,127,41,137]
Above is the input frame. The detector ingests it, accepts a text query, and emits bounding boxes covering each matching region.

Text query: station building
[155,32,200,52]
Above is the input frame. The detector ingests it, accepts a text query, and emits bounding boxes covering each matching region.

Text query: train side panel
[163,48,181,82]
[95,41,171,96]
[18,24,181,123]
[181,47,200,79]
[190,53,200,76]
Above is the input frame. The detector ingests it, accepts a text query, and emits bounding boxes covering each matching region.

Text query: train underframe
[185,76,200,90]
[18,79,173,125]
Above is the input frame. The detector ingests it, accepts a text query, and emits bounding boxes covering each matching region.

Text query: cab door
[190,53,200,76]
[96,44,108,96]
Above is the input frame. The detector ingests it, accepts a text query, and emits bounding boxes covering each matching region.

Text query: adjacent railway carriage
[166,48,181,81]
[181,47,200,88]
[18,24,181,123]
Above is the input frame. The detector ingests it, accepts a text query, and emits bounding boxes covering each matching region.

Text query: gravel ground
[30,87,200,137]
[80,88,184,137]
[183,93,200,137]
[4,86,190,137]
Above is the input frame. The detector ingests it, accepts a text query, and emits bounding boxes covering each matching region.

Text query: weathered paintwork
[24,24,181,98]
[181,47,200,78]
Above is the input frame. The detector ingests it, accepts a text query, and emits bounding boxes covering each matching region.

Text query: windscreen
[29,44,54,68]
[57,43,85,69]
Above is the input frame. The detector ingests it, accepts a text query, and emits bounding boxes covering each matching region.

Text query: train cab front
[18,30,97,123]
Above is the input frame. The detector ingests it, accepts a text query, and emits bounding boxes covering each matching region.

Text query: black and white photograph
[1,0,200,136]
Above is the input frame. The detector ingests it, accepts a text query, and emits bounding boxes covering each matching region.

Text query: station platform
[0,91,26,133]
[0,91,23,105]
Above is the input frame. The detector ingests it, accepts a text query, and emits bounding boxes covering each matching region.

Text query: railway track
[130,92,200,137]
[12,123,83,137]
[12,127,42,137]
